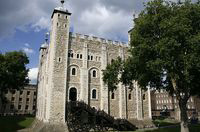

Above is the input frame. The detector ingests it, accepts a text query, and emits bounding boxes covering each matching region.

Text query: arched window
[71,68,76,76]
[111,92,115,99]
[128,93,131,100]
[77,54,79,59]
[92,70,97,78]
[143,94,146,100]
[92,89,97,99]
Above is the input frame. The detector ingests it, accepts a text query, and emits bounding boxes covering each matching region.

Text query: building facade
[36,2,151,126]
[151,90,200,120]
[0,85,37,116]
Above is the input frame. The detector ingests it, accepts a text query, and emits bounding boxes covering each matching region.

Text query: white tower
[36,0,71,128]
[47,0,71,124]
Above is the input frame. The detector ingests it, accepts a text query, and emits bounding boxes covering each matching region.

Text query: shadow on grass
[152,116,179,127]
[145,124,200,132]
[0,116,34,132]
[153,120,179,127]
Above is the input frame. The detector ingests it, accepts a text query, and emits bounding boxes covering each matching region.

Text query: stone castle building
[151,90,200,120]
[36,1,152,128]
[0,85,37,116]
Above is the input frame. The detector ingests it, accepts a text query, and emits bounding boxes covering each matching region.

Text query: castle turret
[47,0,71,124]
[36,0,71,126]
[39,33,49,62]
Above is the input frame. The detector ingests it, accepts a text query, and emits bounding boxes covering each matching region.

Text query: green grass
[0,116,35,132]
[135,124,200,132]
[153,118,179,127]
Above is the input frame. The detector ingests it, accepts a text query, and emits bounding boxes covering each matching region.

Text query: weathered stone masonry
[36,4,152,126]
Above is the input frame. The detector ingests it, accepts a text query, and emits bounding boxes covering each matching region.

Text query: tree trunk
[125,86,128,119]
[179,99,189,132]
[108,90,110,115]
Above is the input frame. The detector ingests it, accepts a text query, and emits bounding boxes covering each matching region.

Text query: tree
[103,0,200,132]
[0,51,29,109]
[102,57,123,115]
[103,57,123,92]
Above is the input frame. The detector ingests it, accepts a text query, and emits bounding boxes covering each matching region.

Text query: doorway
[69,88,77,101]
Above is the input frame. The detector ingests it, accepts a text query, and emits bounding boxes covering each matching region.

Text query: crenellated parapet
[69,32,129,47]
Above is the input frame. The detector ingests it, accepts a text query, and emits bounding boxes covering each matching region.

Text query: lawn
[152,118,179,127]
[135,124,200,132]
[0,116,35,132]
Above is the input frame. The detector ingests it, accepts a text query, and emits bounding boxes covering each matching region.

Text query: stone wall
[36,6,151,126]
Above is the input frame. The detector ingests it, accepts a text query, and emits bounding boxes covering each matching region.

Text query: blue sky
[0,0,181,83]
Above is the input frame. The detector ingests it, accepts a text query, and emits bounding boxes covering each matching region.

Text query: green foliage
[103,0,200,95]
[130,0,200,97]
[102,0,200,131]
[0,51,29,93]
[102,57,123,91]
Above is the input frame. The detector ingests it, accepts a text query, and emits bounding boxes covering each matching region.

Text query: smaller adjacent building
[151,90,200,120]
[0,85,37,116]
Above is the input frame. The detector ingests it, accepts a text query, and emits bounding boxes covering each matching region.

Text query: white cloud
[31,17,51,32]
[23,47,34,54]
[0,0,153,41]
[28,68,38,84]
[1,0,197,41]
[0,0,140,41]
[76,4,132,41]
[24,43,30,47]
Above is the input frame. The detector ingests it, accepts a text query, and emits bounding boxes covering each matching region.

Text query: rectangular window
[20,91,23,95]
[18,105,21,110]
[11,97,15,101]
[27,91,30,95]
[10,104,14,110]
[26,98,29,102]
[33,105,36,110]
[25,105,29,110]
[19,98,22,102]
[57,57,62,63]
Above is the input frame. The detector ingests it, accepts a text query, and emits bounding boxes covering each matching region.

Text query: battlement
[70,32,129,47]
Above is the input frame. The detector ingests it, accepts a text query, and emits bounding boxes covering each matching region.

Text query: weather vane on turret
[45,32,49,44]
[60,0,65,8]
